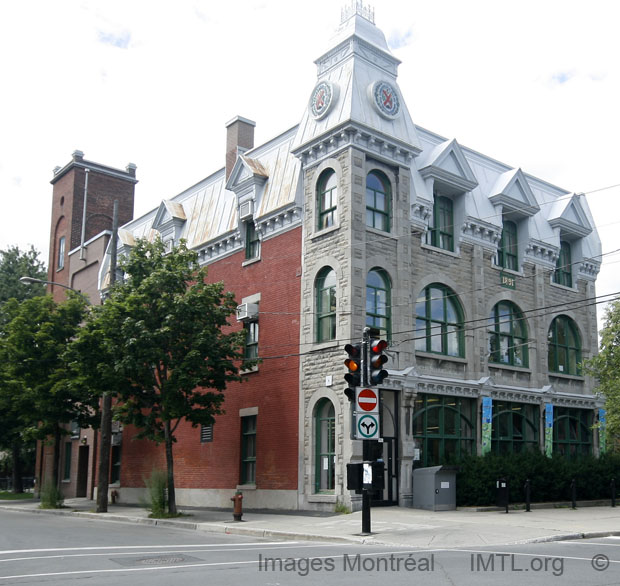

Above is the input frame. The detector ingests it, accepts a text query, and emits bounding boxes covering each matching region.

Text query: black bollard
[612,478,616,508]
[570,478,577,509]
[524,478,531,512]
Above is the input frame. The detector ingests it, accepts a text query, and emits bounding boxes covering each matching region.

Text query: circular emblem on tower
[370,80,401,119]
[309,81,338,120]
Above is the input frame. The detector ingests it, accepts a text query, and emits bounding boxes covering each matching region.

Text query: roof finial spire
[341,1,374,25]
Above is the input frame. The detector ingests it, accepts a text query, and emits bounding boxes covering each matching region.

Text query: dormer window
[427,193,454,251]
[245,221,260,260]
[553,241,572,287]
[498,219,518,271]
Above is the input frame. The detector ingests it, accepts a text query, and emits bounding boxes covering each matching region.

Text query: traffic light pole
[361,328,371,535]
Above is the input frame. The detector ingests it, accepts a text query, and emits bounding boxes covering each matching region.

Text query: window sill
[549,372,585,381]
[366,226,397,240]
[312,340,339,351]
[236,484,256,491]
[549,281,578,293]
[242,257,261,267]
[488,363,531,374]
[241,365,259,375]
[420,243,460,258]
[308,493,337,503]
[415,351,467,364]
[491,264,523,277]
[311,224,340,240]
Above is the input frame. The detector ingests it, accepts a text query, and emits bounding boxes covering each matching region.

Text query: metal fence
[0,477,35,491]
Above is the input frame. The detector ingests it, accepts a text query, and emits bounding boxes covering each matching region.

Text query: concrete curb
[2,503,619,548]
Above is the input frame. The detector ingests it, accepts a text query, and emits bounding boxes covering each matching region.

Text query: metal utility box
[412,465,458,511]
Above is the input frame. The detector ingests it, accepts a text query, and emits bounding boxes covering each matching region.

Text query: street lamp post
[19,276,92,305]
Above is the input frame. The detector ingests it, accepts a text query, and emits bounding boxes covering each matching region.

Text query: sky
[1,0,619,330]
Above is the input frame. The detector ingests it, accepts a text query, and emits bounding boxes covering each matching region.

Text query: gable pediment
[489,168,540,217]
[225,154,268,196]
[418,139,478,193]
[548,194,592,237]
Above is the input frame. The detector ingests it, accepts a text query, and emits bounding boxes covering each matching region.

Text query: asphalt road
[1,510,619,585]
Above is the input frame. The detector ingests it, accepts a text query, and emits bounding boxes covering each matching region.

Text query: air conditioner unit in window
[239,200,254,221]
[236,302,259,321]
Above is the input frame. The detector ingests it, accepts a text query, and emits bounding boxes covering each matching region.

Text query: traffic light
[344,343,362,388]
[369,338,388,385]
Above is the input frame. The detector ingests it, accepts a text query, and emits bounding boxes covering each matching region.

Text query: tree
[0,245,47,305]
[0,294,97,490]
[0,245,47,493]
[586,299,620,446]
[69,238,250,514]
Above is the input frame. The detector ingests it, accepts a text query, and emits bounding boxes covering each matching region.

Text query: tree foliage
[69,238,250,514]
[0,245,46,305]
[0,294,96,487]
[585,299,620,443]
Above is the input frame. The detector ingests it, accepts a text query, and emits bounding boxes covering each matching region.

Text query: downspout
[80,168,90,260]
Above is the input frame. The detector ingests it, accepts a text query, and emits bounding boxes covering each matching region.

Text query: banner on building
[481,397,492,455]
[545,403,553,458]
[599,408,607,454]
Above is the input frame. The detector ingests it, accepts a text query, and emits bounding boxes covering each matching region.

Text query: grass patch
[0,491,34,501]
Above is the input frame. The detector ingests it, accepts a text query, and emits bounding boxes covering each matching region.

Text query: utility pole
[96,200,118,514]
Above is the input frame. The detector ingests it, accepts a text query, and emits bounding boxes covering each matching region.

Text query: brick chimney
[226,116,256,180]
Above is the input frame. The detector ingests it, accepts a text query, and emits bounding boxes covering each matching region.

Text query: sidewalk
[2,497,620,548]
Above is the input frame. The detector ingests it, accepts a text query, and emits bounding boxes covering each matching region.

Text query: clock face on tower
[310,81,337,120]
[370,81,401,119]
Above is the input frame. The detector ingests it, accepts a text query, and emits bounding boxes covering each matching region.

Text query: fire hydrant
[231,490,243,521]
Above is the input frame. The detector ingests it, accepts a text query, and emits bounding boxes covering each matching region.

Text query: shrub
[145,468,167,517]
[39,481,63,509]
[456,452,620,506]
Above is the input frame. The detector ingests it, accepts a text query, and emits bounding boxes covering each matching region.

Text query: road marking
[0,549,431,581]
[0,543,337,564]
[0,541,297,555]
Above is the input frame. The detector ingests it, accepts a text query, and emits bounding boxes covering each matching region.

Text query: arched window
[553,241,572,287]
[548,315,581,375]
[316,267,336,342]
[415,284,464,357]
[317,169,337,230]
[314,399,335,492]
[488,301,528,367]
[498,219,518,270]
[366,268,391,337]
[412,394,476,467]
[491,401,539,454]
[553,407,592,457]
[366,171,391,232]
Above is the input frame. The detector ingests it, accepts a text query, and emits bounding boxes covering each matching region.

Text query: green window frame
[244,320,259,360]
[57,236,65,270]
[316,267,337,342]
[491,401,539,454]
[366,268,391,338]
[415,284,464,357]
[314,399,335,492]
[428,194,454,251]
[366,170,391,232]
[412,394,476,467]
[245,221,260,260]
[488,301,529,367]
[553,241,572,287]
[498,219,518,270]
[553,407,592,458]
[548,315,581,375]
[240,415,257,484]
[63,441,72,481]
[317,169,338,230]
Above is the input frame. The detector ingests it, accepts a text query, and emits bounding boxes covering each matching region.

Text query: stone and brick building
[39,151,137,499]
[47,4,603,509]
